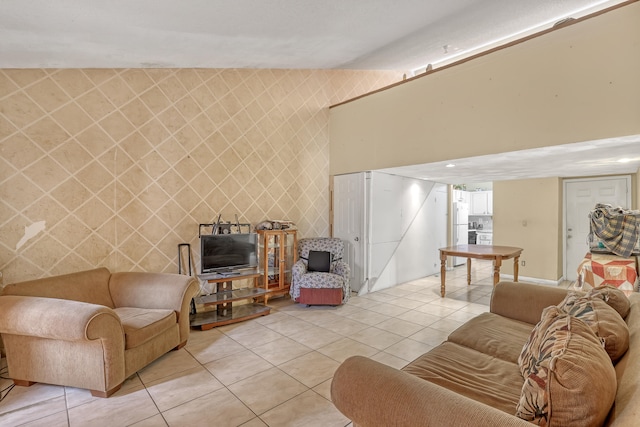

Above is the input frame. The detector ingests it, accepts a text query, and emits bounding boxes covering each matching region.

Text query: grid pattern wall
[0,68,402,284]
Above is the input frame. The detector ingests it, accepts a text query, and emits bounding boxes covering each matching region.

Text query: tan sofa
[332,282,640,426]
[0,268,199,397]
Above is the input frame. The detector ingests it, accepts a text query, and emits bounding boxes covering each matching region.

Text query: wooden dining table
[439,244,523,297]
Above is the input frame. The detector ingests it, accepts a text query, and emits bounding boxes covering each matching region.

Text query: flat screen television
[200,233,258,274]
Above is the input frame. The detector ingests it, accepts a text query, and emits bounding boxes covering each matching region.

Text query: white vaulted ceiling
[0,0,629,72]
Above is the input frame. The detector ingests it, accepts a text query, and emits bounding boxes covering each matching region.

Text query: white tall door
[333,173,367,293]
[564,176,631,281]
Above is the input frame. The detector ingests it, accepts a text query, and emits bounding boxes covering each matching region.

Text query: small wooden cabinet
[257,229,297,304]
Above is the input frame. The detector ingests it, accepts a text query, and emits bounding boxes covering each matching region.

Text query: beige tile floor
[0,261,571,426]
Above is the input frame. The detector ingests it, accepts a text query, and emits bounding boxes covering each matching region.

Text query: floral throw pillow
[516,314,617,426]
[516,313,570,423]
[518,306,566,378]
[558,291,629,362]
[588,285,631,318]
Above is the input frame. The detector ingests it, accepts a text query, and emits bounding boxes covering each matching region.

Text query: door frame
[562,175,631,281]
[331,172,370,294]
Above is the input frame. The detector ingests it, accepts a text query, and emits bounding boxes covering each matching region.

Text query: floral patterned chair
[290,238,350,305]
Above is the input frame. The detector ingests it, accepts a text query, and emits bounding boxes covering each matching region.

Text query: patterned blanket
[577,252,639,295]
[589,203,640,258]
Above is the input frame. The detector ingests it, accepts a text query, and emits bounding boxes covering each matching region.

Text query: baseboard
[500,274,564,287]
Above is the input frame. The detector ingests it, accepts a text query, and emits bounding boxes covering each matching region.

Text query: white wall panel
[368,172,446,292]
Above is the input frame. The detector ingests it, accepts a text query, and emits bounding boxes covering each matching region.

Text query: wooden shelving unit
[189,228,297,329]
[189,270,270,330]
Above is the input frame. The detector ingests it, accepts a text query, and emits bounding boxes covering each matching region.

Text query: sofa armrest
[332,356,531,427]
[0,295,123,342]
[490,281,569,324]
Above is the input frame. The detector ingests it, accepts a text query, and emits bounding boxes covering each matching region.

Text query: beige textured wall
[636,169,640,208]
[493,178,562,281]
[0,68,402,284]
[329,2,640,175]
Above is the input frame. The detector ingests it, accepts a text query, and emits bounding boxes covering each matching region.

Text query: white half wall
[329,3,640,176]
[367,172,447,292]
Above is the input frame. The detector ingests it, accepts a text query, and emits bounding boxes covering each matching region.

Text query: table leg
[440,252,447,297]
[466,258,472,285]
[493,257,502,286]
[514,256,520,282]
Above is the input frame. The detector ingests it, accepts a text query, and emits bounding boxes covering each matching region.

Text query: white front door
[564,176,631,281]
[333,173,367,293]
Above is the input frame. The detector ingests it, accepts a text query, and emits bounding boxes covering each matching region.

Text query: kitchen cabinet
[452,189,469,204]
[470,191,492,215]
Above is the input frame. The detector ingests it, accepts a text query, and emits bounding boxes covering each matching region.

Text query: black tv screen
[200,233,258,273]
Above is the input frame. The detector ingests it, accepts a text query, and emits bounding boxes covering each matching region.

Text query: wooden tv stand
[189,269,270,330]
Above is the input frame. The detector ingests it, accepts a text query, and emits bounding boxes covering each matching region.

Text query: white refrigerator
[452,202,469,266]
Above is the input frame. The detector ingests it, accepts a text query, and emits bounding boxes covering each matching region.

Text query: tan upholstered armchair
[0,268,199,397]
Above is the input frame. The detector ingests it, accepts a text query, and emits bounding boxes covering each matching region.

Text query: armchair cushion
[113,307,176,349]
[297,272,345,290]
[307,250,331,272]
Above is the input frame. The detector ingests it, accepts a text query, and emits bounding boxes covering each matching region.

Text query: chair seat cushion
[114,307,176,349]
[298,272,344,289]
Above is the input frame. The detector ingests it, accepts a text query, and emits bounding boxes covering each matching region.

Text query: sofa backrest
[490,281,569,325]
[2,268,115,308]
[606,292,640,426]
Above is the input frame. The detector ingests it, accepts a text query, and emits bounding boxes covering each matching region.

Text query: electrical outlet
[521,260,526,267]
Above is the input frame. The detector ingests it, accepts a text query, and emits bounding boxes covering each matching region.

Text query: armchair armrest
[331,261,350,279]
[490,281,569,324]
[0,295,126,395]
[0,295,123,342]
[332,356,531,427]
[292,259,307,283]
